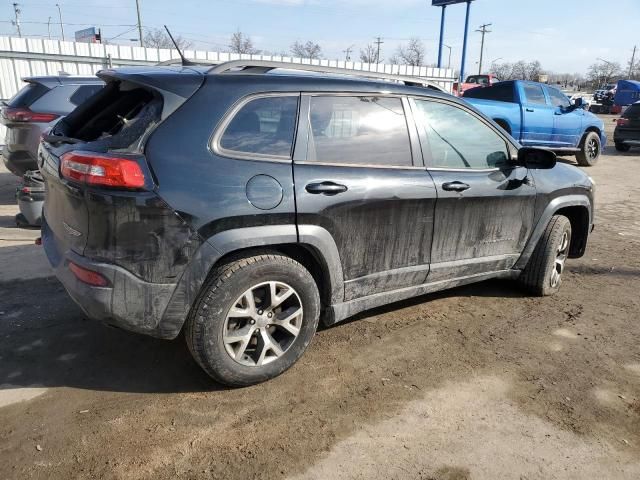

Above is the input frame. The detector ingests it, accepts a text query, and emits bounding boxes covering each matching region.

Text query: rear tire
[615,142,631,152]
[519,215,572,296]
[185,253,320,386]
[576,131,601,166]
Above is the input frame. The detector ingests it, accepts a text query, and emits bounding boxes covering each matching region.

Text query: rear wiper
[42,134,82,145]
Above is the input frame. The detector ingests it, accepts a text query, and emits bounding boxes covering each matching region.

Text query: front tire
[519,215,572,296]
[186,253,321,386]
[576,131,601,166]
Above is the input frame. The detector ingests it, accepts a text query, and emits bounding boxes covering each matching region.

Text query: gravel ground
[0,115,638,479]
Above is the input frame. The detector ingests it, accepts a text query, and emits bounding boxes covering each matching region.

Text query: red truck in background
[453,74,500,96]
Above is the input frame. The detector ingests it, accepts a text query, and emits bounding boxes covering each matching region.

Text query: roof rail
[207,60,447,92]
[156,58,218,66]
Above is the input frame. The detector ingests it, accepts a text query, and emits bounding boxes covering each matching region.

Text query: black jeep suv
[40,61,595,386]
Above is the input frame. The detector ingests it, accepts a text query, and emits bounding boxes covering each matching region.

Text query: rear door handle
[305,181,348,195]
[442,181,470,192]
[526,108,534,112]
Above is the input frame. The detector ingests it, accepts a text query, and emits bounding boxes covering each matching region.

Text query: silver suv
[1,76,103,176]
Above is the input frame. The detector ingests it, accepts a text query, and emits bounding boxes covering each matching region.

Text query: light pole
[55,3,65,41]
[443,44,452,70]
[596,57,616,84]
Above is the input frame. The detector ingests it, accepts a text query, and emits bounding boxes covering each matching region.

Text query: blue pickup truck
[463,80,607,166]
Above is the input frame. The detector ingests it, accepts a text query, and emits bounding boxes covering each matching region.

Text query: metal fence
[0,35,456,142]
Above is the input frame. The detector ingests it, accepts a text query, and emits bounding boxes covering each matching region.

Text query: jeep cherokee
[39,61,595,386]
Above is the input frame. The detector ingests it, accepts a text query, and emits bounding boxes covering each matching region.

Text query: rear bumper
[42,217,181,339]
[2,146,38,176]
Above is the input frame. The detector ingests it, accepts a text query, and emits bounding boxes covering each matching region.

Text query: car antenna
[164,25,195,66]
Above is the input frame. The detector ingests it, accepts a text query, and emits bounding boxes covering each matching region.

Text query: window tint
[623,103,640,119]
[307,96,412,167]
[70,84,103,106]
[414,100,509,169]
[466,75,489,85]
[522,84,547,105]
[7,83,49,108]
[220,96,299,158]
[463,82,515,102]
[547,87,570,108]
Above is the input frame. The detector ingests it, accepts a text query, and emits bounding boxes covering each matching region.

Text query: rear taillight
[2,107,59,123]
[60,151,146,189]
[68,261,110,287]
[617,118,630,127]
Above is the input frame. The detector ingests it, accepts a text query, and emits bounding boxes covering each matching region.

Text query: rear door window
[218,95,299,158]
[522,84,548,105]
[306,96,412,167]
[7,82,49,108]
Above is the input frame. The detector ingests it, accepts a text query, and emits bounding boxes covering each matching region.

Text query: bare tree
[143,28,192,50]
[490,61,513,80]
[229,30,260,55]
[490,60,544,81]
[360,44,379,64]
[290,40,322,60]
[391,38,426,66]
[587,60,622,86]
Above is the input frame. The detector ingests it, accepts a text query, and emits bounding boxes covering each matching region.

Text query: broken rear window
[53,81,162,152]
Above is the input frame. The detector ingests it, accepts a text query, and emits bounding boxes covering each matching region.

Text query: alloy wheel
[550,231,570,288]
[223,281,303,366]
[587,138,599,160]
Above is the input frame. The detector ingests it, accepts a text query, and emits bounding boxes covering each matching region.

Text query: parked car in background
[593,83,616,102]
[1,76,104,176]
[463,80,606,166]
[40,61,595,386]
[453,74,500,96]
[614,101,640,151]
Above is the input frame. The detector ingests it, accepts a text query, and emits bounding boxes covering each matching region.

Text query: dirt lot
[1,116,639,479]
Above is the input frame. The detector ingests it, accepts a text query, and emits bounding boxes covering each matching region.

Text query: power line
[476,23,492,75]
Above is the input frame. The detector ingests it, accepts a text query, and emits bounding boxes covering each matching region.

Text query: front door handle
[305,181,348,195]
[442,181,470,192]
[525,108,534,112]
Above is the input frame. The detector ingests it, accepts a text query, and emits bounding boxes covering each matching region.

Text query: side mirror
[518,147,556,169]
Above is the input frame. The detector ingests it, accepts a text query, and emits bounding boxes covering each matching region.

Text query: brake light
[2,107,59,123]
[60,151,146,189]
[68,261,109,287]
[617,118,630,127]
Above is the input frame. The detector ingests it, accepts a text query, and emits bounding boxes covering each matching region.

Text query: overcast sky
[1,0,639,74]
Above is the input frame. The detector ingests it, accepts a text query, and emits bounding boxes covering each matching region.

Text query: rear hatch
[40,66,205,262]
[1,80,58,171]
[617,104,640,140]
